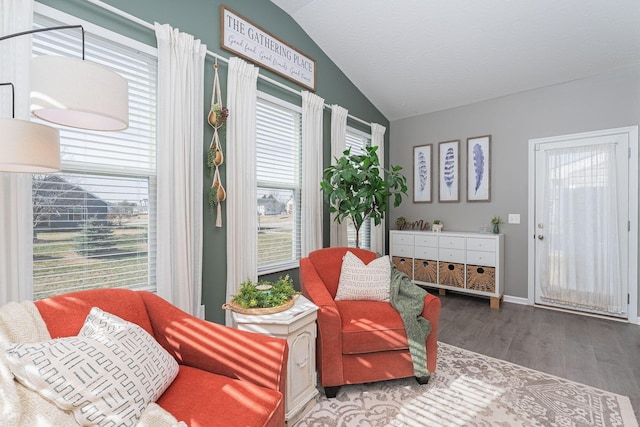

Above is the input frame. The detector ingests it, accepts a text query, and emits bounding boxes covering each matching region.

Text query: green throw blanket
[389,264,431,379]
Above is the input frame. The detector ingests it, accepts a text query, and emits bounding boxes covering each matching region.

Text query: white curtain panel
[539,143,623,313]
[301,91,325,256]
[329,104,348,247]
[370,123,386,255]
[225,57,259,326]
[154,23,205,317]
[0,0,34,305]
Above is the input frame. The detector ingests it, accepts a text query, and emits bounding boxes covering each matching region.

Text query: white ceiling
[271,0,640,121]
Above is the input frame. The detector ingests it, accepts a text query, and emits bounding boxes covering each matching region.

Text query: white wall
[390,64,640,303]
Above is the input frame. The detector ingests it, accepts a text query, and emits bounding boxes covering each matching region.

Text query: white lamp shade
[0,118,60,173]
[30,56,129,131]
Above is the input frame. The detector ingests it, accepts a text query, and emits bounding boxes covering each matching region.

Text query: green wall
[36,0,389,323]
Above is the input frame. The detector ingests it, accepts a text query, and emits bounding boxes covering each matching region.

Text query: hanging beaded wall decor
[208,58,228,227]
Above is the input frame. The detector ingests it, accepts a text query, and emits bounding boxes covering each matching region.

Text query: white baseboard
[508,297,640,325]
[503,295,529,305]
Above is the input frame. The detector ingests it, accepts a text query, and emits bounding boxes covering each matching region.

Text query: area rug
[295,342,638,427]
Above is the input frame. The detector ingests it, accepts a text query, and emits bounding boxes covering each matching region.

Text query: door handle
[538,235,544,240]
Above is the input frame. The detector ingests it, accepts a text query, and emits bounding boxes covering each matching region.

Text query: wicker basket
[222,295,296,315]
[438,262,465,288]
[414,258,437,283]
[466,265,496,293]
[392,256,413,279]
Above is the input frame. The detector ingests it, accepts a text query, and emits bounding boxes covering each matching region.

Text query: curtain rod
[85,0,372,128]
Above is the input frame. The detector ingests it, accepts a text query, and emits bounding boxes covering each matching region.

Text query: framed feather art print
[467,135,491,202]
[413,144,432,203]
[438,140,460,202]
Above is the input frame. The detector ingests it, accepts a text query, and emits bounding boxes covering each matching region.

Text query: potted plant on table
[491,216,503,234]
[223,275,299,315]
[432,219,443,232]
[321,146,408,248]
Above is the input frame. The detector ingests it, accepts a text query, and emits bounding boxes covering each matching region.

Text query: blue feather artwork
[468,136,491,201]
[444,147,455,194]
[418,151,428,192]
[473,143,484,194]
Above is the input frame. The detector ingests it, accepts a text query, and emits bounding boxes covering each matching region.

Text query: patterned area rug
[295,343,638,427]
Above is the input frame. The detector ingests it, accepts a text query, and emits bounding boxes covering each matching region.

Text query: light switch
[508,214,520,224]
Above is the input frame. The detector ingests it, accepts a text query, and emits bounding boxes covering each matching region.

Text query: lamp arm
[0,25,85,59]
[1,26,85,119]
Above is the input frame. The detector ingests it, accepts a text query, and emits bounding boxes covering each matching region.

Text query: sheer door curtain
[539,142,623,313]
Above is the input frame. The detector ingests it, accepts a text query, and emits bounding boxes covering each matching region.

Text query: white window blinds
[256,94,302,273]
[31,10,157,300]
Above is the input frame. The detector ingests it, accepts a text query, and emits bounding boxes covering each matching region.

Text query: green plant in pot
[232,275,298,309]
[321,145,408,248]
[491,216,503,234]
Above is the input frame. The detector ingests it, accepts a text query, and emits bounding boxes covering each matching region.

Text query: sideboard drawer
[467,237,496,252]
[392,233,414,246]
[392,244,414,257]
[467,250,496,267]
[439,236,465,250]
[415,246,438,260]
[438,248,465,263]
[415,234,438,247]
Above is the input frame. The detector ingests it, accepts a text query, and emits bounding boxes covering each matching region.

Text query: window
[256,93,302,273]
[345,127,372,249]
[31,7,157,300]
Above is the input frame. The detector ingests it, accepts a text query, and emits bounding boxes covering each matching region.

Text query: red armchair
[299,247,440,397]
[34,288,288,427]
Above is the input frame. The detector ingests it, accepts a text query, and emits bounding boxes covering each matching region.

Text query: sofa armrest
[299,257,344,386]
[138,291,288,395]
[421,293,441,374]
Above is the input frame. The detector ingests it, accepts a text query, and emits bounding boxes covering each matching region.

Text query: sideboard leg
[490,296,501,309]
[438,288,446,296]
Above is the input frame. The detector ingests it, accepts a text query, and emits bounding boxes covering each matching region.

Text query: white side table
[231,295,318,423]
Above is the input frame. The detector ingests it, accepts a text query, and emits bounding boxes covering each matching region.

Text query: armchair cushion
[337,300,408,354]
[335,251,391,302]
[157,365,283,427]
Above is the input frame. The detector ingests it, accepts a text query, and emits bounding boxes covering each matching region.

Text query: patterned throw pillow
[335,251,391,302]
[5,307,179,427]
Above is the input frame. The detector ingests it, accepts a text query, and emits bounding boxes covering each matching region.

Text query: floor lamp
[0,24,129,173]
[1,24,130,303]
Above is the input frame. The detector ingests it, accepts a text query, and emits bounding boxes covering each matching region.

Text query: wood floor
[433,291,640,419]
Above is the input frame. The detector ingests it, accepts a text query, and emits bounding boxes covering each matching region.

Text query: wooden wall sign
[220,5,317,91]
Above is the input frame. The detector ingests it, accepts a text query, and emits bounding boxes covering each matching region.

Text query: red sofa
[33,288,288,427]
[300,247,440,397]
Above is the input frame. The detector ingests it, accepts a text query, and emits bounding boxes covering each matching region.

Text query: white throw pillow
[335,251,391,302]
[5,307,179,427]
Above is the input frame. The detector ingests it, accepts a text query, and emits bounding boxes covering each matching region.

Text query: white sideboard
[390,230,504,308]
[230,295,318,423]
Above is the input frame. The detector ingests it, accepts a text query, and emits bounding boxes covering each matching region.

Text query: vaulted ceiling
[272,0,640,120]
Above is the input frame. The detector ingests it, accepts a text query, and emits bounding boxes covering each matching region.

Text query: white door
[529,127,638,319]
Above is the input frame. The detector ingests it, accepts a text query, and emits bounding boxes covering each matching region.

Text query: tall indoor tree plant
[321,146,408,248]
